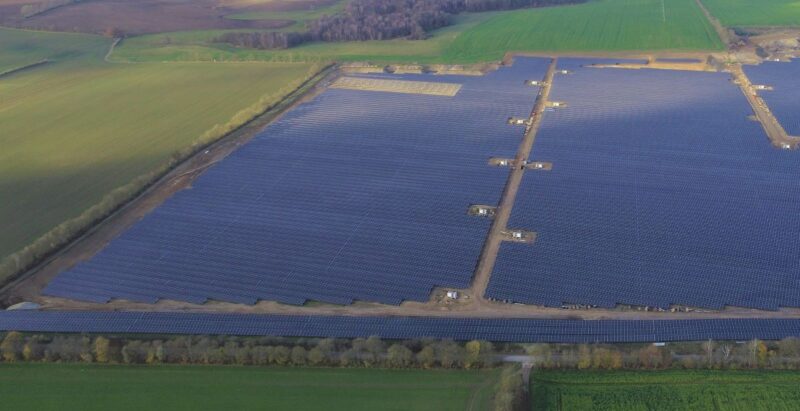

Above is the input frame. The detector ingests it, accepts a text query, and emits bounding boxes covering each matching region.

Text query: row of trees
[0,332,497,369]
[4,331,800,371]
[525,338,800,370]
[216,0,585,49]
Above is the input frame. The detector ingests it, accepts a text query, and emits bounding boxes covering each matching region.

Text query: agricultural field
[112,0,724,64]
[702,0,800,27]
[0,0,317,34]
[0,363,498,411]
[444,0,724,61]
[0,27,318,267]
[0,28,106,73]
[531,370,800,410]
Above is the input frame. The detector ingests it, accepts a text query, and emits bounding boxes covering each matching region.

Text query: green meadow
[0,363,498,411]
[702,0,800,27]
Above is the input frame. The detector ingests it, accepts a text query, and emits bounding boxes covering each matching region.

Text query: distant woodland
[217,0,585,49]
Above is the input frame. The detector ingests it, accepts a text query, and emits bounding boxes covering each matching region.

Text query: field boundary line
[0,59,50,79]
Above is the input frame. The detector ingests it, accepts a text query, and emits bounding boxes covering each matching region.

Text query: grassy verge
[531,369,800,410]
[0,363,498,411]
[702,0,800,28]
[0,27,323,280]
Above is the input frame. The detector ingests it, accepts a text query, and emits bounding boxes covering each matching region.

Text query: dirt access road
[730,64,799,149]
[469,58,557,302]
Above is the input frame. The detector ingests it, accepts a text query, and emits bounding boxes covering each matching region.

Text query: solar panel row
[744,60,800,136]
[0,311,798,342]
[43,58,552,306]
[488,58,800,310]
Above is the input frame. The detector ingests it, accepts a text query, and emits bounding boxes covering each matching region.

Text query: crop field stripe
[1,311,800,342]
[532,370,800,411]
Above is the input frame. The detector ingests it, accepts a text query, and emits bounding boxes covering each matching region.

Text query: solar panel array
[488,58,800,310]
[744,60,800,136]
[0,310,799,342]
[43,58,551,306]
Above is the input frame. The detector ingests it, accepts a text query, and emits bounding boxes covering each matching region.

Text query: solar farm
[488,58,800,310]
[4,53,800,342]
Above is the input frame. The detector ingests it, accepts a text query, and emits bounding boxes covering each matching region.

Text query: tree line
[0,332,497,369]
[216,0,585,49]
[4,331,800,371]
[526,338,800,370]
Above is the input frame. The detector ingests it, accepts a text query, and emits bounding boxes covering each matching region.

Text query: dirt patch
[331,77,462,96]
[0,0,294,35]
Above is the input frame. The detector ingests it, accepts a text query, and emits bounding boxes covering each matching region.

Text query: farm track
[696,0,734,48]
[469,58,557,303]
[104,37,121,63]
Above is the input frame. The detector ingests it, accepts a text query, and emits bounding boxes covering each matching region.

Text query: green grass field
[532,370,800,411]
[0,28,317,263]
[112,0,723,64]
[0,29,107,73]
[702,0,800,27]
[444,0,724,61]
[0,364,498,411]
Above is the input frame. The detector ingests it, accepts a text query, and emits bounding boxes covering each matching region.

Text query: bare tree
[702,339,715,365]
[720,344,732,363]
